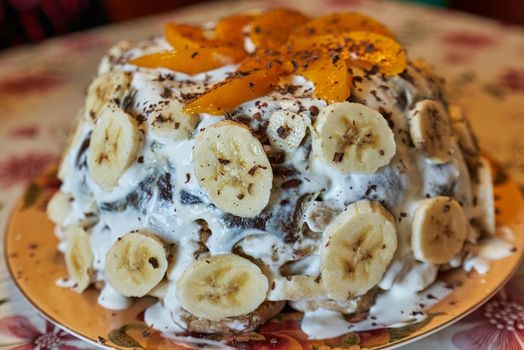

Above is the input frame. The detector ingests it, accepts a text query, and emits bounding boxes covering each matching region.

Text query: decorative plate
[5,164,524,350]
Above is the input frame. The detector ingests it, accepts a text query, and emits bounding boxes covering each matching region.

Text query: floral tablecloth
[0,0,523,348]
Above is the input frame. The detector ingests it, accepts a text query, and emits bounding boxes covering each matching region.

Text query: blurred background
[1,0,523,50]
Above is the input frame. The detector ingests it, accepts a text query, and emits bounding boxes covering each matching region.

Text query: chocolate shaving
[276,125,291,139]
[333,152,344,162]
[160,87,172,99]
[148,257,159,269]
[309,105,319,116]
[281,179,302,189]
[248,165,259,176]
[268,151,285,164]
[157,173,173,202]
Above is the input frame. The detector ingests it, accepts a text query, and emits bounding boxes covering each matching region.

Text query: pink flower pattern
[0,72,64,96]
[9,126,39,139]
[60,33,109,53]
[443,51,472,64]
[499,68,524,93]
[0,152,58,188]
[452,276,524,350]
[0,315,81,349]
[322,0,365,8]
[441,31,497,48]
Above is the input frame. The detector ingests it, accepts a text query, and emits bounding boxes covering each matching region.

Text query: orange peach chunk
[165,23,210,49]
[129,48,244,75]
[183,60,284,115]
[300,54,350,102]
[214,14,254,47]
[249,8,310,50]
[287,31,406,76]
[293,12,394,38]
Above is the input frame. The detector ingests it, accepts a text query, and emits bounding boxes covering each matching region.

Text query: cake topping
[148,100,198,140]
[248,8,310,50]
[269,275,325,301]
[320,200,397,299]
[85,71,132,123]
[408,99,454,164]
[64,225,94,292]
[411,196,468,264]
[176,254,269,320]
[267,110,308,152]
[104,231,169,297]
[313,102,396,174]
[87,106,141,190]
[291,12,394,38]
[472,157,496,235]
[183,57,283,115]
[130,8,407,114]
[193,121,273,218]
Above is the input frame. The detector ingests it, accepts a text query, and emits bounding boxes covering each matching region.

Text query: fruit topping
[131,9,407,113]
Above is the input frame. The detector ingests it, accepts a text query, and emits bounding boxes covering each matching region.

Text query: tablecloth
[0,0,523,348]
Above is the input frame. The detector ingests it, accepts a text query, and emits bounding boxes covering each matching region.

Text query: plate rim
[4,174,524,350]
[3,203,114,350]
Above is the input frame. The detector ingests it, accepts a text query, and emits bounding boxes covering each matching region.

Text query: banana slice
[84,71,132,124]
[87,105,141,191]
[58,111,89,181]
[313,102,396,174]
[409,99,453,164]
[64,225,94,292]
[268,275,324,301]
[320,200,397,300]
[193,121,273,218]
[149,100,199,140]
[176,254,269,320]
[47,191,73,225]
[105,231,168,297]
[474,157,495,235]
[266,110,308,152]
[149,279,169,299]
[449,105,480,156]
[411,196,468,264]
[303,201,338,233]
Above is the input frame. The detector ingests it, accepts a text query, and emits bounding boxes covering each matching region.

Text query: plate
[5,165,524,350]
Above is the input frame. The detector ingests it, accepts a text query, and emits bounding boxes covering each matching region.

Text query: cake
[46,8,495,336]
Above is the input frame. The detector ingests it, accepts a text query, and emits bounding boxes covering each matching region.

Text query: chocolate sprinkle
[333,152,344,162]
[148,257,159,269]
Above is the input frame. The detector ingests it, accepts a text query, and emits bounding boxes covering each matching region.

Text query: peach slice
[300,54,350,102]
[249,8,310,50]
[129,48,244,75]
[183,59,283,115]
[287,31,406,76]
[293,12,394,38]
[165,23,210,49]
[215,14,254,46]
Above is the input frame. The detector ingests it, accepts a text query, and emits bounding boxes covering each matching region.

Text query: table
[0,0,523,348]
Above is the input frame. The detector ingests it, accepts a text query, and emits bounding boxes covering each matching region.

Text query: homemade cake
[47,8,495,336]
